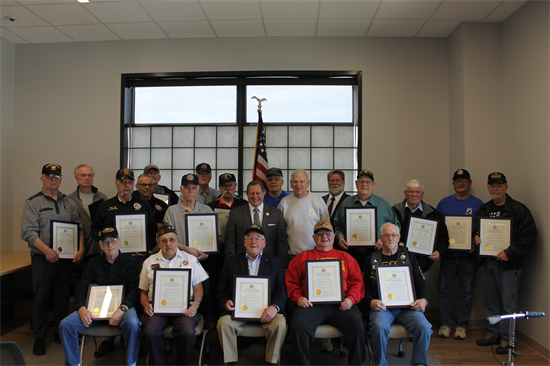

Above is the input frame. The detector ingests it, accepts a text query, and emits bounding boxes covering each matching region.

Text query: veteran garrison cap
[98,227,119,241]
[196,163,212,173]
[42,163,62,176]
[314,219,334,233]
[181,173,199,186]
[357,169,374,181]
[488,172,507,185]
[157,223,177,238]
[453,169,471,181]
[244,224,265,236]
[266,168,283,177]
[143,164,160,174]
[219,173,236,185]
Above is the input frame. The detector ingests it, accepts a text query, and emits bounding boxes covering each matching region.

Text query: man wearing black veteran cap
[195,162,221,205]
[263,168,290,207]
[21,163,85,355]
[217,224,287,364]
[59,227,141,366]
[143,164,179,206]
[474,172,537,354]
[208,173,247,210]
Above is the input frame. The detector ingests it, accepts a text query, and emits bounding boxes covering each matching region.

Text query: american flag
[252,110,268,189]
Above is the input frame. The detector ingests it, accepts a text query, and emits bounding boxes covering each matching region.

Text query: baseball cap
[116,168,135,181]
[244,224,265,236]
[144,164,160,174]
[42,163,62,176]
[196,163,212,173]
[314,219,334,233]
[357,169,374,181]
[266,168,283,177]
[181,173,199,186]
[452,169,471,180]
[98,227,119,241]
[488,172,507,185]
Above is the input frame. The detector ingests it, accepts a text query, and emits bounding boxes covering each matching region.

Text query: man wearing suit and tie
[225,181,289,264]
[217,224,288,365]
[322,170,350,229]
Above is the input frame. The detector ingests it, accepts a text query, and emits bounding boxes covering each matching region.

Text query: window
[121,71,361,196]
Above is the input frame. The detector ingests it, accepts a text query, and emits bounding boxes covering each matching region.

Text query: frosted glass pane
[151,127,172,147]
[289,126,310,147]
[243,126,257,147]
[334,126,355,147]
[160,170,173,190]
[311,126,333,147]
[281,170,290,192]
[266,126,288,147]
[335,149,355,169]
[343,170,356,193]
[173,149,194,169]
[151,149,172,169]
[311,148,333,169]
[288,148,310,169]
[217,126,239,147]
[130,127,150,148]
[173,127,194,147]
[130,149,150,171]
[195,148,216,168]
[267,148,288,169]
[217,148,238,169]
[311,170,329,193]
[195,127,217,147]
[243,148,255,170]
[242,170,253,193]
[172,170,187,189]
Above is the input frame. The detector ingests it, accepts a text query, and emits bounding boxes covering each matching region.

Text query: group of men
[21,161,537,365]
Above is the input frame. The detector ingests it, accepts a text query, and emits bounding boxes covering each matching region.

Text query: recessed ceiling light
[77,0,90,3]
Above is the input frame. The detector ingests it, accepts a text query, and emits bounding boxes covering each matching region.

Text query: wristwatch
[119,305,128,313]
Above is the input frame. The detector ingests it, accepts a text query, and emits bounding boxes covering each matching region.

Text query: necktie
[253,208,260,226]
[328,197,335,217]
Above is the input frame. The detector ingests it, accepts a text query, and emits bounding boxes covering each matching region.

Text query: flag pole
[251,96,268,190]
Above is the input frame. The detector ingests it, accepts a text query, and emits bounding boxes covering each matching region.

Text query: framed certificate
[376,265,416,308]
[86,284,124,320]
[232,276,271,321]
[152,268,192,315]
[445,215,473,251]
[405,217,438,256]
[153,193,170,205]
[214,208,231,241]
[306,259,344,304]
[51,220,79,259]
[115,213,148,253]
[184,213,219,253]
[479,217,512,257]
[345,207,377,246]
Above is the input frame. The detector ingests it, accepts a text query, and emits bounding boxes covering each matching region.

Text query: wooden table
[0,251,31,276]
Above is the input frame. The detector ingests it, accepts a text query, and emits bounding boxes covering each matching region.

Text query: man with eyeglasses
[365,223,432,366]
[133,173,168,225]
[263,168,290,208]
[143,164,179,206]
[322,169,350,229]
[392,179,449,277]
[195,162,221,205]
[21,163,85,355]
[473,172,537,355]
[435,169,483,340]
[217,224,287,365]
[286,220,366,365]
[334,169,400,266]
[208,173,247,211]
[59,227,141,366]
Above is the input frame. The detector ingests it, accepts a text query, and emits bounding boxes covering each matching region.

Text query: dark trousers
[290,304,366,365]
[31,254,73,339]
[140,313,200,365]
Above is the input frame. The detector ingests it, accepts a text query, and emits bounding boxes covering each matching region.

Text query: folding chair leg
[80,335,86,366]
[397,339,405,358]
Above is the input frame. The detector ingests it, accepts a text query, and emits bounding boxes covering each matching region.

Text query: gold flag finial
[251,96,267,113]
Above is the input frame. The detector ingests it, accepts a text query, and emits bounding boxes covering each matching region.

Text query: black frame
[232,275,271,321]
[444,214,474,251]
[376,264,416,308]
[478,217,512,257]
[184,213,219,254]
[305,259,344,304]
[152,268,192,316]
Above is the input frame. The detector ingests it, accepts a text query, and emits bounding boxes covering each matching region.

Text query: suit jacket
[225,204,288,263]
[218,252,287,317]
[322,192,350,228]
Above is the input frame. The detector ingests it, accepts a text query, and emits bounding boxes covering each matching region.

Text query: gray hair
[406,179,424,190]
[327,170,345,182]
[137,173,153,182]
[380,223,400,236]
[74,164,95,178]
[291,169,309,180]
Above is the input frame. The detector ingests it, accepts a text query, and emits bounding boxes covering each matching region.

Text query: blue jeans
[369,308,432,366]
[59,307,141,366]
[482,258,521,342]
[437,255,479,328]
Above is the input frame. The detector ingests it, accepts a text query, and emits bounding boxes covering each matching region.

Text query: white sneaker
[321,339,333,353]
[454,327,467,340]
[438,325,451,338]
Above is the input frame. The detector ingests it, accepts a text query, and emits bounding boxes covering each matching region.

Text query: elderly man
[364,223,432,366]
[140,223,209,365]
[436,169,484,340]
[278,169,329,260]
[263,168,290,208]
[392,179,449,276]
[321,170,350,228]
[334,169,400,266]
[286,220,366,365]
[474,172,537,354]
[59,227,141,366]
[208,173,247,210]
[21,163,84,355]
[225,181,288,262]
[133,173,168,225]
[195,162,221,205]
[143,164,179,206]
[217,224,287,365]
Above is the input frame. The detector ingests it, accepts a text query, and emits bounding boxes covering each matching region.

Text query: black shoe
[496,342,509,355]
[96,340,115,357]
[476,335,500,346]
[33,338,46,356]
[54,333,61,344]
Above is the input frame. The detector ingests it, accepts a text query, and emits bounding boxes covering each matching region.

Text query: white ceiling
[0,0,529,44]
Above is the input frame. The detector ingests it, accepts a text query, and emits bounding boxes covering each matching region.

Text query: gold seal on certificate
[51,221,79,259]
[152,269,191,315]
[479,217,511,257]
[306,259,344,304]
[115,214,147,253]
[376,265,415,308]
[233,276,270,320]
[86,285,124,320]
[345,207,377,246]
[185,213,219,253]
[405,217,438,256]
[445,215,473,251]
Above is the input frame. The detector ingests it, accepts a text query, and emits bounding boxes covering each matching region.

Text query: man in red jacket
[285,219,366,365]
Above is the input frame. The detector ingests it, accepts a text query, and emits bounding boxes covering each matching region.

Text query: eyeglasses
[454,179,469,184]
[314,231,334,237]
[489,184,505,189]
[244,236,265,242]
[406,190,423,195]
[357,179,373,185]
[380,234,400,239]
[137,183,153,187]
[44,174,61,180]
[102,238,120,245]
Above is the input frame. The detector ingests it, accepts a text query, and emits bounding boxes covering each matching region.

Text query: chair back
[0,342,27,366]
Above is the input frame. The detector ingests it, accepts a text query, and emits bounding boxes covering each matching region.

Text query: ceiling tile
[200,0,261,20]
[107,22,168,39]
[376,0,441,19]
[7,25,74,43]
[158,21,215,38]
[260,0,319,19]
[141,0,206,22]
[416,19,460,37]
[265,19,316,36]
[367,19,424,37]
[210,19,265,37]
[432,0,501,20]
[26,4,100,26]
[57,24,120,41]
[317,19,370,36]
[14,0,75,4]
[485,0,527,21]
[0,27,29,43]
[0,5,50,27]
[84,2,153,23]
[319,0,379,19]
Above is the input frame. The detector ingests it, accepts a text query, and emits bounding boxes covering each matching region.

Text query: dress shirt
[246,252,263,276]
[248,203,264,226]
